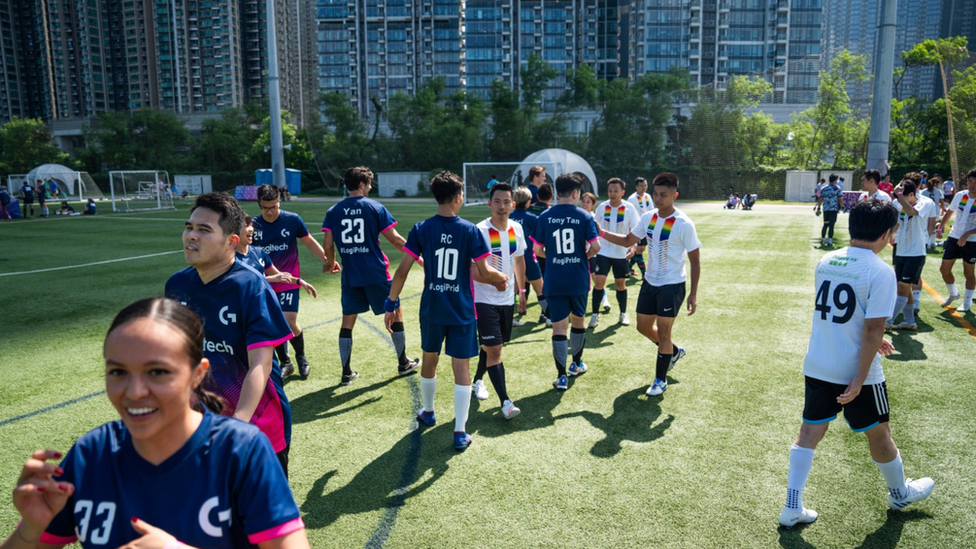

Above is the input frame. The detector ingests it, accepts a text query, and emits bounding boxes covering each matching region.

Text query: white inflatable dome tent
[514,149,599,195]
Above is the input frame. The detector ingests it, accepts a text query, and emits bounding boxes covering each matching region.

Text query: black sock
[570,327,586,365]
[655,352,672,382]
[275,344,290,364]
[616,289,627,313]
[592,288,605,314]
[391,321,408,365]
[487,363,509,404]
[828,222,835,239]
[821,224,828,238]
[339,328,353,375]
[475,349,488,382]
[291,331,305,357]
[552,334,568,376]
[636,256,646,274]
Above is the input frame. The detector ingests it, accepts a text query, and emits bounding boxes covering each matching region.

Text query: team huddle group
[8,165,972,547]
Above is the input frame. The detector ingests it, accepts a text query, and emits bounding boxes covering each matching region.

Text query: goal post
[461,162,561,206]
[109,171,175,212]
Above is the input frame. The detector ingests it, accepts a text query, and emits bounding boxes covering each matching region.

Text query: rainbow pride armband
[384,297,400,313]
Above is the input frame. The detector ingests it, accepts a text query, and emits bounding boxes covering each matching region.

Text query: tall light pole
[866,0,897,174]
[266,0,286,188]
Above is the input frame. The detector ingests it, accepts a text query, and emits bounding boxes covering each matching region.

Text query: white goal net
[109,171,176,212]
[461,162,561,206]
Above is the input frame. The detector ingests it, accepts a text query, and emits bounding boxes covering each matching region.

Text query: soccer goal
[461,162,561,206]
[109,171,175,212]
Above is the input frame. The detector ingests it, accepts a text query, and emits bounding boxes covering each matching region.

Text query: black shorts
[593,255,629,278]
[943,237,976,264]
[636,281,685,318]
[637,237,648,247]
[802,376,889,432]
[476,303,514,346]
[823,210,838,224]
[588,256,598,274]
[893,254,925,284]
[23,196,34,205]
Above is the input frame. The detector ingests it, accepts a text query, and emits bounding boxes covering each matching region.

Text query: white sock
[913,289,921,304]
[947,283,959,296]
[874,452,907,499]
[786,444,815,510]
[420,375,436,412]
[965,289,974,306]
[454,384,471,433]
[601,293,610,307]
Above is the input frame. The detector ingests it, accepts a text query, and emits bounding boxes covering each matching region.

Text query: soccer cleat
[453,431,473,452]
[501,400,521,420]
[281,360,295,378]
[602,304,611,314]
[568,361,588,376]
[297,355,311,379]
[398,358,420,376]
[417,408,436,427]
[884,322,895,331]
[669,347,685,371]
[539,314,552,328]
[588,314,600,328]
[940,293,961,307]
[895,322,918,331]
[340,371,359,386]
[512,317,525,327]
[553,374,569,391]
[646,378,667,396]
[472,379,490,401]
[820,238,826,246]
[778,506,818,529]
[958,303,972,313]
[887,477,935,510]
[619,312,630,325]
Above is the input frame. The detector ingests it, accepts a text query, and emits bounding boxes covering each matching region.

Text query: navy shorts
[546,294,588,323]
[277,289,300,313]
[341,281,391,315]
[524,255,542,281]
[421,321,479,358]
[802,376,890,432]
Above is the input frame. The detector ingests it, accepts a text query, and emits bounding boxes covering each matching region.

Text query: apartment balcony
[777,0,789,11]
[776,17,788,27]
[690,0,701,10]
[690,16,701,26]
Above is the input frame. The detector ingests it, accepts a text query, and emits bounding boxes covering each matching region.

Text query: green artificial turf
[1,200,973,548]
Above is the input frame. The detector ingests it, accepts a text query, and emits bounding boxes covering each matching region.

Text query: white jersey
[860,189,892,204]
[596,200,640,259]
[947,190,976,243]
[804,247,895,385]
[473,218,525,306]
[894,197,935,257]
[628,192,654,216]
[630,207,701,286]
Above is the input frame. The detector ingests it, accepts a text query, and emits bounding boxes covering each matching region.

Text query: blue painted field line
[0,391,104,428]
[359,319,423,549]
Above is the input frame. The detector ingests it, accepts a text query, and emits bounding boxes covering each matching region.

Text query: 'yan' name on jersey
[404,214,489,325]
[251,210,309,292]
[165,261,294,451]
[42,413,304,548]
[322,196,397,287]
[531,204,599,297]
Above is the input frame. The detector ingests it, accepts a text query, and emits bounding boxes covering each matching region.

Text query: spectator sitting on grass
[56,201,80,216]
[84,198,97,215]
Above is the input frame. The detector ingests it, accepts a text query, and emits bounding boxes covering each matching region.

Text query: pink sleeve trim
[529,236,541,246]
[321,227,332,232]
[380,221,398,233]
[473,251,491,262]
[403,246,420,260]
[588,236,600,243]
[40,532,79,544]
[248,517,305,544]
[247,332,294,351]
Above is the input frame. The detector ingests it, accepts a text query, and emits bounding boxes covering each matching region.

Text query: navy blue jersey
[322,196,397,287]
[86,202,96,215]
[236,246,273,274]
[42,412,304,548]
[510,208,540,262]
[404,215,490,325]
[251,210,309,293]
[165,261,293,452]
[21,184,34,200]
[531,204,599,296]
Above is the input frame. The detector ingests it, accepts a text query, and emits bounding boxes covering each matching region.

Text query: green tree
[487,54,566,161]
[246,109,315,173]
[84,110,191,171]
[194,107,257,173]
[889,97,948,167]
[947,64,976,177]
[0,118,71,174]
[305,92,378,183]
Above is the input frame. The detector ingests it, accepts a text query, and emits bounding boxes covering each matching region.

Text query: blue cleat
[417,408,436,427]
[669,347,685,371]
[553,374,569,391]
[454,431,472,451]
[568,361,588,376]
[646,378,667,397]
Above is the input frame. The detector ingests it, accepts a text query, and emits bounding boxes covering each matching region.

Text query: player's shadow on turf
[468,388,568,435]
[553,388,674,458]
[777,509,930,549]
[300,423,458,529]
[886,318,932,362]
[289,376,399,424]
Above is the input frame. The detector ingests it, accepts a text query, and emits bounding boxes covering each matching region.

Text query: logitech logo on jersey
[219,306,237,325]
[263,243,291,252]
[199,496,232,537]
[281,228,291,238]
[203,338,234,355]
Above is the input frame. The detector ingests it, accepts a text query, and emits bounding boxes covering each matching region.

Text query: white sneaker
[588,314,599,328]
[778,506,818,529]
[601,297,611,314]
[958,302,972,313]
[501,399,520,420]
[619,312,630,325]
[512,317,525,327]
[895,322,918,331]
[888,477,935,510]
[645,378,667,396]
[941,293,961,307]
[472,379,489,401]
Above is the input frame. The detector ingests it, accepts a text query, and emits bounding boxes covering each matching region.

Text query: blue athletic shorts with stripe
[277,289,300,313]
[341,281,391,315]
[421,321,479,359]
[545,294,588,323]
[802,376,889,432]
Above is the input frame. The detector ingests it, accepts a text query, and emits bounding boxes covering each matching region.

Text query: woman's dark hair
[107,298,224,414]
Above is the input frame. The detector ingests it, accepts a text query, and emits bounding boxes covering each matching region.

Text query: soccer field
[1,200,974,548]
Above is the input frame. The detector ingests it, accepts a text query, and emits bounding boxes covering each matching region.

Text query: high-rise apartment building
[0,0,30,121]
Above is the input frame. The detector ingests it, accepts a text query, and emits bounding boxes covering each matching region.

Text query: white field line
[0,250,182,277]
